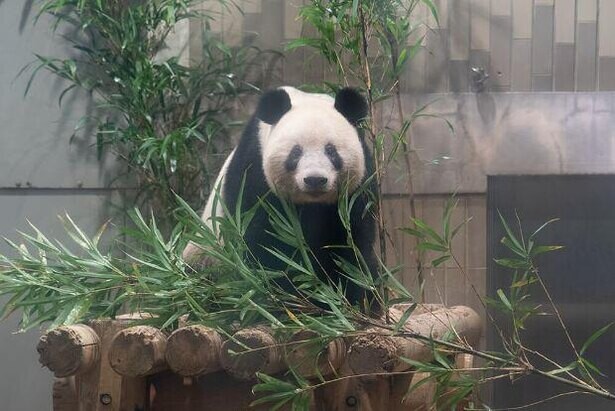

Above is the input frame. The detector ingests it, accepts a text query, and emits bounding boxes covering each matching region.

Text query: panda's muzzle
[303,175,329,192]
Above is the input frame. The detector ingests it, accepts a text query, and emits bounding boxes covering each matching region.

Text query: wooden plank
[75,319,148,411]
[554,43,576,91]
[466,196,486,270]
[599,0,615,57]
[445,267,466,306]
[52,378,78,411]
[222,1,243,46]
[511,39,532,90]
[242,0,262,13]
[446,197,467,269]
[425,29,450,92]
[382,198,403,270]
[148,371,270,410]
[491,0,511,16]
[577,0,597,22]
[532,4,554,74]
[428,0,449,29]
[284,0,303,40]
[554,0,576,43]
[489,15,512,88]
[449,0,470,60]
[512,0,533,39]
[599,57,615,90]
[471,0,490,51]
[402,198,423,291]
[576,22,598,91]
[260,0,284,49]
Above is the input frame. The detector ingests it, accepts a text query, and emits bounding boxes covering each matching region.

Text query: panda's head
[256,87,368,204]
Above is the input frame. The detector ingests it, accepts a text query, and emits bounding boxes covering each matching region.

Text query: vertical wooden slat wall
[203,0,611,91]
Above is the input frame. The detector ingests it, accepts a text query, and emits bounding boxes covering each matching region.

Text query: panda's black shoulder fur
[222,88,378,310]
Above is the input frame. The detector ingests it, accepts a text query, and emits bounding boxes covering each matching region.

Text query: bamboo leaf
[580,322,614,356]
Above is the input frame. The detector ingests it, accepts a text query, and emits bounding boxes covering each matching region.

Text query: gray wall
[0,1,118,409]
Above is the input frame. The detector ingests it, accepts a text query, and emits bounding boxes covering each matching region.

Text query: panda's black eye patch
[325,143,343,170]
[284,145,303,171]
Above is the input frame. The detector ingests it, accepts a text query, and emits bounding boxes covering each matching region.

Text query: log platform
[37,305,482,410]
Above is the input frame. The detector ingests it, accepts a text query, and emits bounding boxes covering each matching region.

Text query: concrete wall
[0,1,119,409]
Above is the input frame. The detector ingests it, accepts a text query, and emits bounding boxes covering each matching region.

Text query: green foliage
[24,0,260,229]
[288,0,435,98]
[399,196,470,269]
[0,180,383,333]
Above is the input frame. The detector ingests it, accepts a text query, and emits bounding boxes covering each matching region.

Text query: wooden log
[285,331,345,378]
[284,330,346,378]
[220,326,285,380]
[348,306,481,375]
[37,324,100,377]
[389,303,446,319]
[165,325,223,377]
[108,325,168,377]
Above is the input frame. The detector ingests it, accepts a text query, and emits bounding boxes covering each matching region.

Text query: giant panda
[184,86,379,311]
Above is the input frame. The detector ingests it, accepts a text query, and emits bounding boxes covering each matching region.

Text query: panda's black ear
[255,89,292,125]
[334,87,368,126]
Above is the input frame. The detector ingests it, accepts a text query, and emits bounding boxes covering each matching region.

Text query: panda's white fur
[182,148,235,260]
[261,87,366,204]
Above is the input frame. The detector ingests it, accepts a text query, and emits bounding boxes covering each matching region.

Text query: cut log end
[37,325,100,377]
[348,306,482,375]
[165,325,223,377]
[285,331,346,378]
[108,326,167,377]
[220,327,282,380]
[348,333,400,375]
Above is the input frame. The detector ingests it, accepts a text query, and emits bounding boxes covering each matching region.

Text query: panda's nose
[304,175,328,190]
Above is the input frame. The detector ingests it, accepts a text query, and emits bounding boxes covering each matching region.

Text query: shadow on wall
[381,93,615,195]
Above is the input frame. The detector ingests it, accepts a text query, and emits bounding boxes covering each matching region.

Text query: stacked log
[284,330,346,378]
[108,326,168,377]
[348,306,482,375]
[37,324,100,378]
[165,325,223,377]
[220,326,286,380]
[37,304,482,410]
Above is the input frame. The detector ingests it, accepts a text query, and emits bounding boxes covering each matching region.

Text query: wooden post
[39,316,151,411]
[108,326,168,377]
[165,325,223,377]
[52,377,79,411]
[81,318,149,411]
